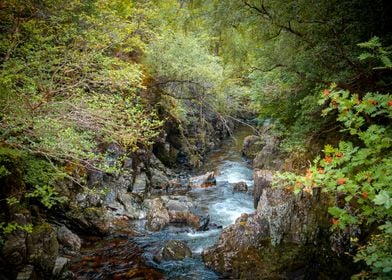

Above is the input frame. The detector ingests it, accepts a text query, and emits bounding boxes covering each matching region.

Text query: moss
[32,222,53,234]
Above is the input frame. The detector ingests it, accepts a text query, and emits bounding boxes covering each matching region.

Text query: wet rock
[233,181,248,192]
[253,169,274,208]
[161,196,194,212]
[168,211,200,228]
[198,215,210,231]
[189,172,216,188]
[242,135,265,158]
[52,257,69,277]
[144,198,170,231]
[16,265,35,280]
[57,225,81,252]
[115,191,145,219]
[26,223,59,276]
[203,179,329,278]
[154,240,192,262]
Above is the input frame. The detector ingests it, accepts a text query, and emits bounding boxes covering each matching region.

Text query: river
[70,125,255,279]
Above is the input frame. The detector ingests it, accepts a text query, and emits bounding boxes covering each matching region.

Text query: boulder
[161,196,194,212]
[144,198,170,231]
[57,225,81,253]
[189,172,216,188]
[233,181,248,192]
[154,240,192,262]
[168,211,200,228]
[242,135,265,158]
[203,180,331,279]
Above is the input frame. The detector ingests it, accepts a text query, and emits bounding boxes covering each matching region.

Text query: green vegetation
[1,0,391,278]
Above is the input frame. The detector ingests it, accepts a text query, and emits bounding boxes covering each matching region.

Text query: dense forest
[0,0,391,279]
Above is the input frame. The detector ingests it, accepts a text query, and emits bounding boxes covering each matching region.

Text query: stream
[70,126,255,279]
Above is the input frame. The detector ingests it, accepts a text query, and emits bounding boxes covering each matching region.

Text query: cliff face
[203,169,355,279]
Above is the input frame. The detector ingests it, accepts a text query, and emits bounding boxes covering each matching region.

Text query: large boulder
[154,240,192,262]
[189,172,216,188]
[144,198,170,231]
[242,135,265,158]
[203,178,334,279]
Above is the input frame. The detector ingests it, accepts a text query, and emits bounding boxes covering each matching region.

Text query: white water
[133,126,255,279]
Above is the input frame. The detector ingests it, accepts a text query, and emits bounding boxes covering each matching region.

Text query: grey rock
[52,257,69,277]
[16,265,35,280]
[189,172,216,188]
[203,176,328,278]
[132,172,148,193]
[57,225,81,252]
[253,169,274,208]
[150,169,170,190]
[144,198,170,231]
[233,181,248,192]
[155,240,192,262]
[27,223,59,275]
[242,135,265,158]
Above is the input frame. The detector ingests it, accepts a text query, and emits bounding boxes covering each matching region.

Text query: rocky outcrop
[253,169,274,208]
[189,172,216,188]
[233,181,248,192]
[242,125,285,171]
[154,240,192,262]
[57,225,81,254]
[203,171,332,279]
[242,135,265,158]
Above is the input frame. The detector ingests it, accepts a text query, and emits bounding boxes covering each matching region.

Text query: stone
[52,257,69,277]
[252,134,284,170]
[2,232,27,266]
[233,181,248,192]
[203,176,331,279]
[189,172,216,188]
[132,172,148,193]
[242,135,265,158]
[16,265,35,280]
[154,240,192,262]
[168,211,200,228]
[57,225,81,252]
[27,223,59,275]
[253,169,274,208]
[150,169,170,190]
[161,196,194,212]
[144,198,170,231]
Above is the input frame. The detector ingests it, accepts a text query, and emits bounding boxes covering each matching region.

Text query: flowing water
[70,126,255,279]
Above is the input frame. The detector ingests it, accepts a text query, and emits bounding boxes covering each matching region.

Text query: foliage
[0,0,162,176]
[275,85,392,277]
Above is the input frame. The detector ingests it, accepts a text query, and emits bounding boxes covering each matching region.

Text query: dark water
[70,126,255,279]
